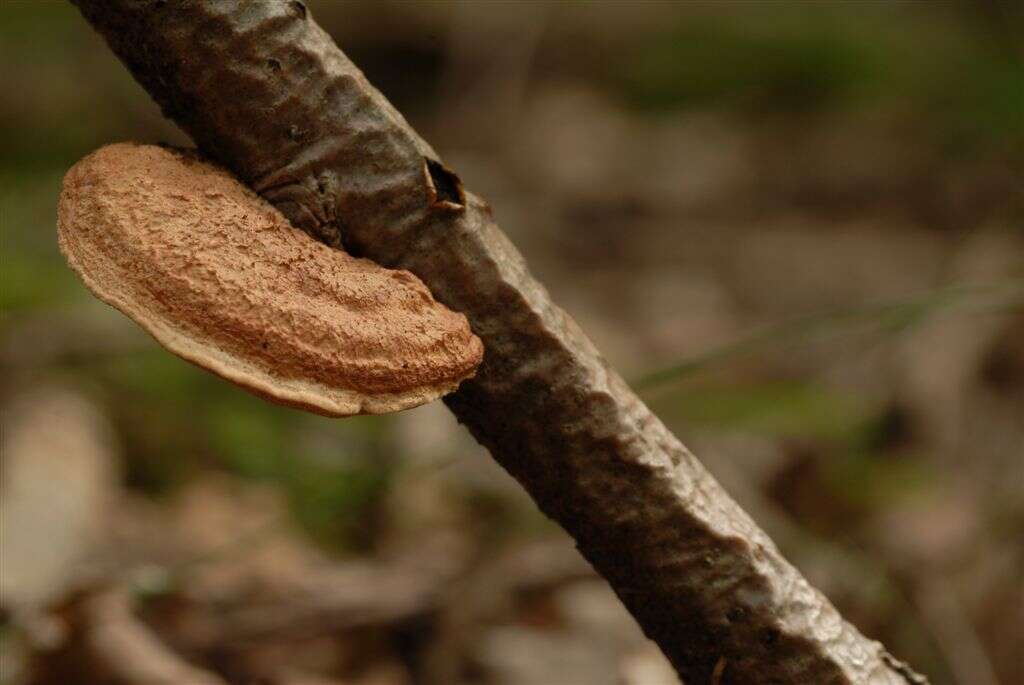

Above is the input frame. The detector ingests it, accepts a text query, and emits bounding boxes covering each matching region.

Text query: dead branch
[68,2,927,682]
[183,560,447,648]
[74,589,227,685]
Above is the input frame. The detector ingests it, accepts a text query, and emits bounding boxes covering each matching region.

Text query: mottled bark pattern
[71,2,926,682]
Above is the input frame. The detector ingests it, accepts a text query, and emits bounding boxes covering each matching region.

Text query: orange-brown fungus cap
[57,143,483,416]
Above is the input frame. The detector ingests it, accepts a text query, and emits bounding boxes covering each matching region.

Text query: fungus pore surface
[58,143,483,416]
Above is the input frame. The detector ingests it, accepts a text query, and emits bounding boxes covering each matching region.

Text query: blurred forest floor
[1,2,1022,684]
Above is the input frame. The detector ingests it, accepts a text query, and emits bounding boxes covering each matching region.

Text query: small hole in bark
[726,607,745,622]
[760,628,779,646]
[287,125,304,141]
[267,58,282,72]
[316,178,327,195]
[424,157,465,211]
[288,1,307,19]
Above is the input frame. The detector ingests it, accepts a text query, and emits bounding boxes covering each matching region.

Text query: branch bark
[69,2,926,682]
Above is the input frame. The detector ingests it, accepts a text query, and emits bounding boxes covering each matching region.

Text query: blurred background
[1,1,1022,683]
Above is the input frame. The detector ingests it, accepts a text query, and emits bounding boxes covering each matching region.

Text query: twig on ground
[79,589,226,685]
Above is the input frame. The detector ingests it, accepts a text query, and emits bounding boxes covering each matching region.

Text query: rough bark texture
[70,2,927,683]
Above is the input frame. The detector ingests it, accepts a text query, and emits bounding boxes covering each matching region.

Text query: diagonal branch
[69,2,926,682]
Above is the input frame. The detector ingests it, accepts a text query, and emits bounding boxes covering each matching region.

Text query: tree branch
[69,2,926,682]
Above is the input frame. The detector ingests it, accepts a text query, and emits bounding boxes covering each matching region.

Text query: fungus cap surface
[57,143,483,416]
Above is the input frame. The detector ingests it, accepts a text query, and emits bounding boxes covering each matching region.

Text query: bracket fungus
[57,143,483,416]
